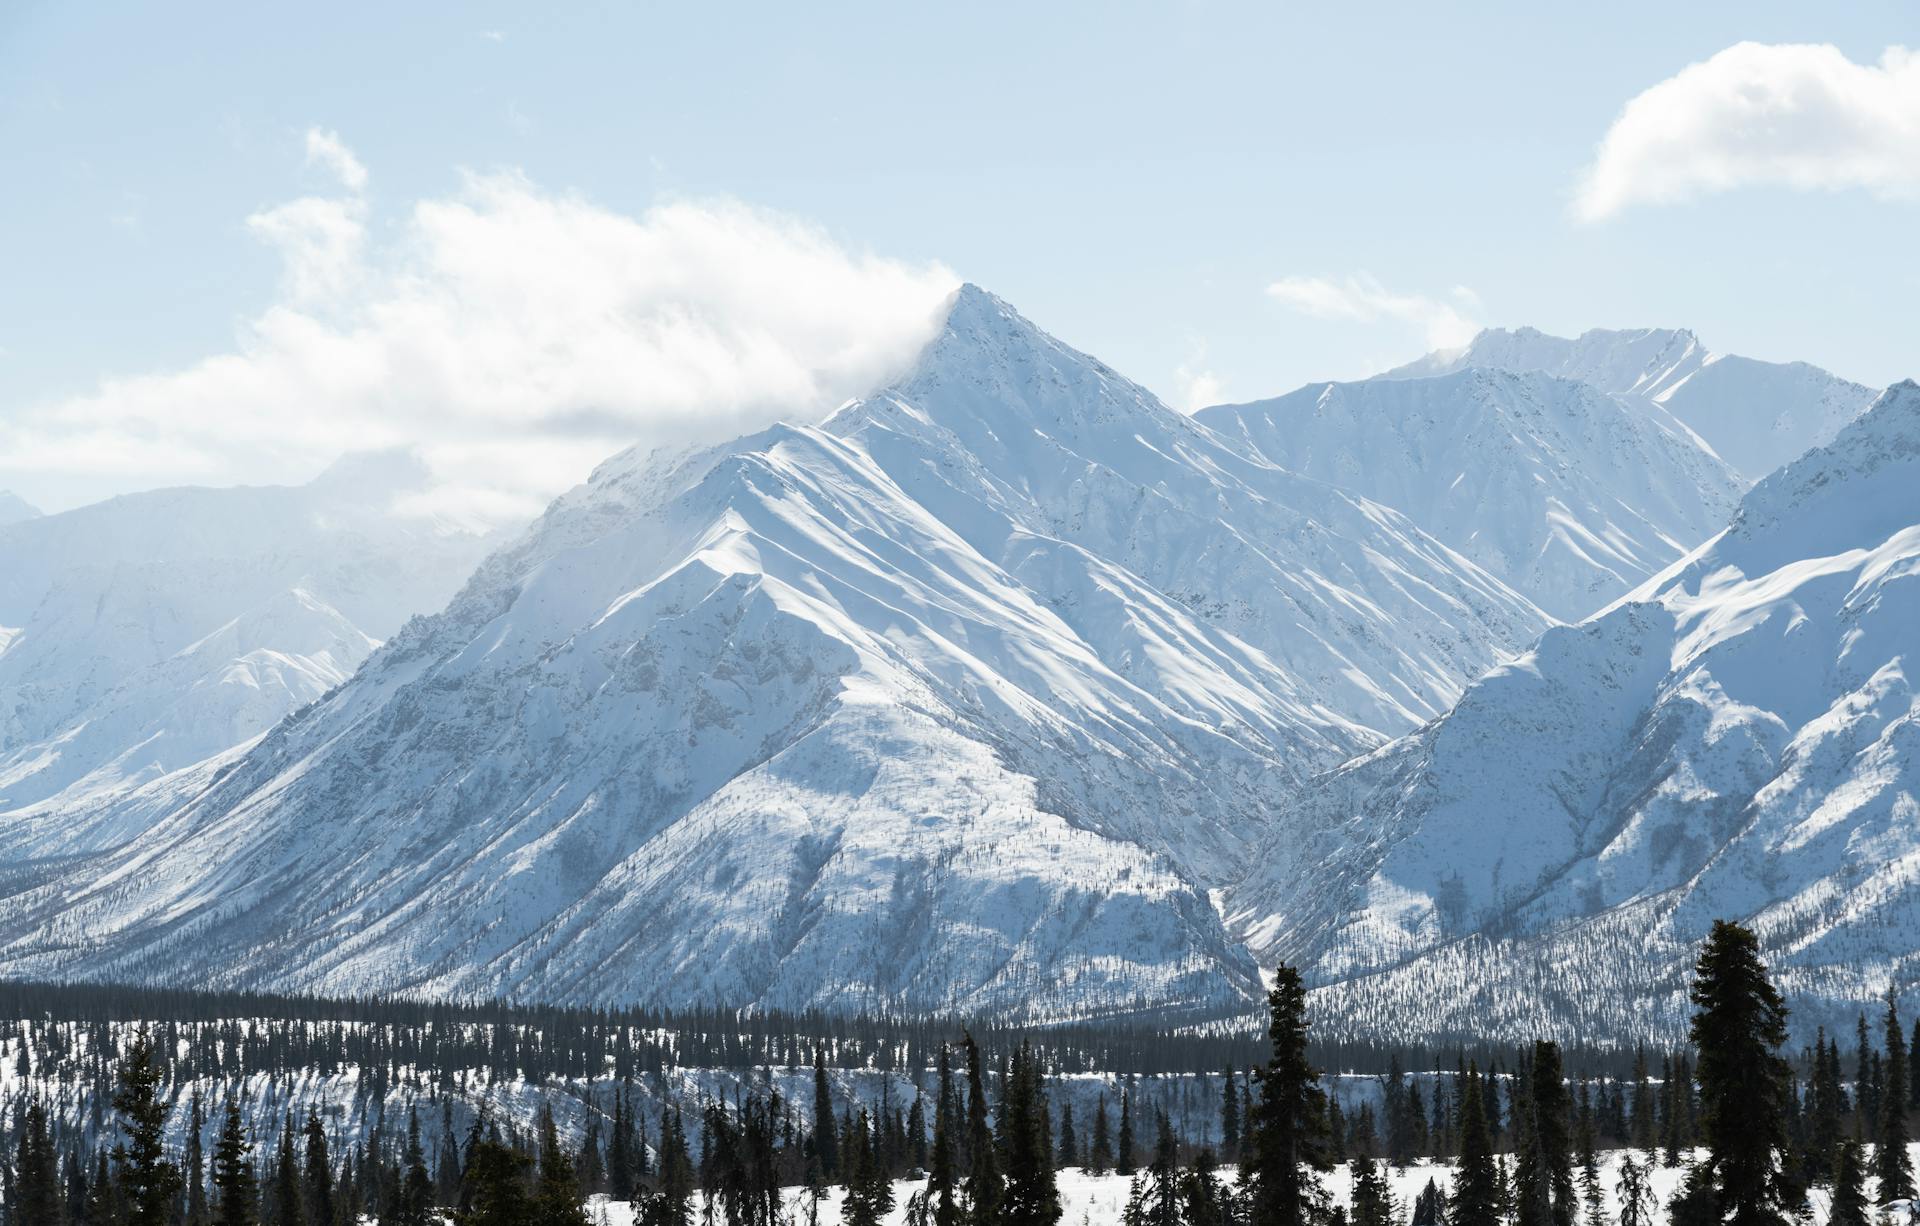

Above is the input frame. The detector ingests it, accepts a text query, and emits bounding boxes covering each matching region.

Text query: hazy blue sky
[3,2,1917,515]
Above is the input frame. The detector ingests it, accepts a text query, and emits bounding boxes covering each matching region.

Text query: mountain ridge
[1225,380,1920,1043]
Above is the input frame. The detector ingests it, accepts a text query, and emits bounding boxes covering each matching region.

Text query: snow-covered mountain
[1390,326,1878,483]
[0,286,1549,1021]
[0,454,497,856]
[0,491,39,527]
[1223,381,1920,1044]
[1198,368,1743,620]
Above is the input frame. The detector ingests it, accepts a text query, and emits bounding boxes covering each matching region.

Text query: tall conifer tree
[212,1100,258,1226]
[113,1031,184,1226]
[1876,991,1916,1201]
[1688,919,1792,1226]
[1449,1066,1499,1226]
[1240,966,1332,1226]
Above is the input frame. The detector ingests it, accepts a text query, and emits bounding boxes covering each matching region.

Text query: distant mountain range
[0,292,1903,1042]
[1388,325,1877,483]
[0,454,496,857]
[1224,380,1920,1044]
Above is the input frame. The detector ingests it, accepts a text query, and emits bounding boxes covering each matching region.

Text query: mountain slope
[1223,381,1920,1044]
[0,454,495,852]
[1391,326,1878,482]
[0,492,38,527]
[1198,368,1742,620]
[0,286,1550,1020]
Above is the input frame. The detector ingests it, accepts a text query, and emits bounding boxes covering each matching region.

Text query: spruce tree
[997,1042,1059,1226]
[609,1084,634,1201]
[814,1048,840,1181]
[1117,1091,1136,1177]
[1056,1102,1077,1172]
[534,1104,590,1226]
[1876,991,1916,1202]
[186,1091,209,1226]
[1240,966,1333,1226]
[1326,1097,1348,1164]
[1807,1027,1843,1185]
[113,1031,184,1226]
[1614,1157,1653,1226]
[1123,1114,1182,1226]
[1449,1066,1499,1226]
[435,1101,462,1209]
[267,1111,305,1226]
[1576,1084,1608,1226]
[843,1110,896,1226]
[930,1046,963,1226]
[212,1100,259,1226]
[1090,1097,1113,1176]
[1383,1055,1413,1169]
[463,1137,533,1226]
[1350,1154,1394,1226]
[13,1099,63,1226]
[398,1109,433,1226]
[1857,1014,1876,1141]
[964,1033,1003,1226]
[1410,1179,1446,1226]
[1182,1149,1232,1226]
[1688,919,1792,1226]
[1513,1041,1575,1226]
[1829,1140,1869,1226]
[301,1108,333,1226]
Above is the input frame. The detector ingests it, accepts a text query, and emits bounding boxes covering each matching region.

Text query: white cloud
[304,127,368,192]
[1266,274,1480,350]
[1172,363,1224,413]
[1575,42,1920,222]
[2,135,959,522]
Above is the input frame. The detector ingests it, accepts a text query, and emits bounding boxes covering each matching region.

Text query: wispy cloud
[2,131,958,522]
[1266,274,1480,350]
[304,126,367,193]
[1575,42,1920,222]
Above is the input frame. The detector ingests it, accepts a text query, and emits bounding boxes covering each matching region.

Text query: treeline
[4,923,1919,1226]
[0,979,1649,1082]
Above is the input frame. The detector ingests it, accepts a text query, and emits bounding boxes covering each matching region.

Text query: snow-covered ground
[573,1147,1920,1226]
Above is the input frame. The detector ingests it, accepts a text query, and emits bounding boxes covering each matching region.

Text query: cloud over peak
[2,134,959,522]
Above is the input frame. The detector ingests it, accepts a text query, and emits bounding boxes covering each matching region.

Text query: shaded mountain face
[0,457,497,855]
[1391,326,1879,483]
[1199,368,1743,621]
[0,286,1550,1021]
[1223,382,1920,1044]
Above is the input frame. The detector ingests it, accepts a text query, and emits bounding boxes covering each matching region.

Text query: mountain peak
[0,490,42,528]
[308,448,434,497]
[846,282,1174,445]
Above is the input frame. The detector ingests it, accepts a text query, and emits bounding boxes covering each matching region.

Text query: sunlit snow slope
[0,286,1549,1021]
[1225,382,1920,1045]
[1199,368,1742,620]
